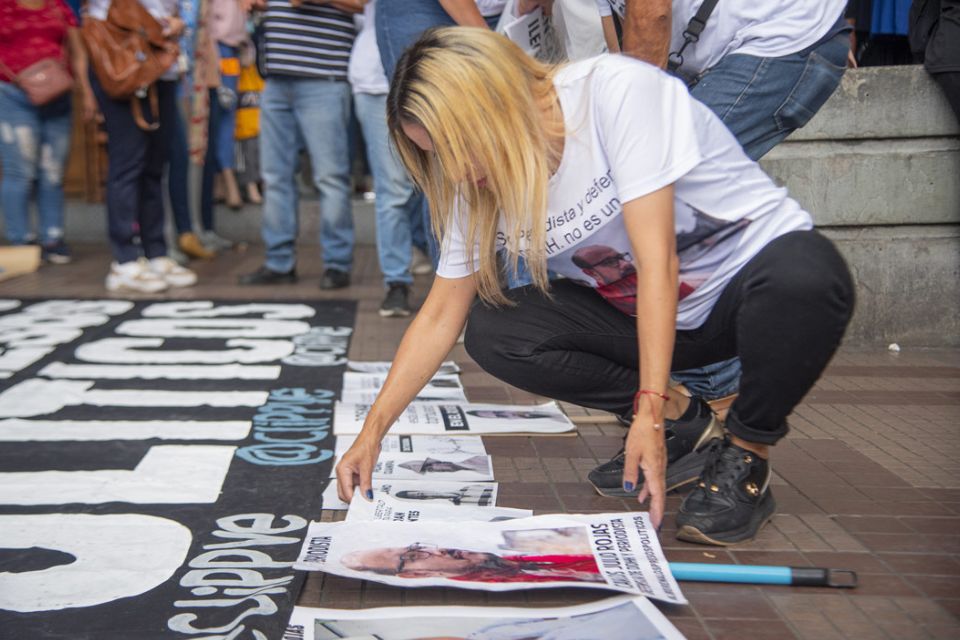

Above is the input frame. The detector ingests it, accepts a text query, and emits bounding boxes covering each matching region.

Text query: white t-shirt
[348,0,388,95]
[476,0,508,17]
[435,55,812,330]
[595,0,846,75]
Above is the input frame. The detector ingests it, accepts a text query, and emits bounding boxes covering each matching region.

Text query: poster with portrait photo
[328,453,495,482]
[293,513,685,603]
[347,360,461,375]
[322,480,500,511]
[285,595,684,640]
[339,388,468,404]
[345,490,530,523]
[334,402,575,436]
[334,434,486,456]
[343,371,465,395]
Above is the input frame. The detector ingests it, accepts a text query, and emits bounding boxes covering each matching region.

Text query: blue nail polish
[623,481,634,491]
[365,489,373,500]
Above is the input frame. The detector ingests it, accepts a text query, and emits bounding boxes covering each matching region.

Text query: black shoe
[238,265,297,285]
[675,437,777,546]
[588,397,723,497]
[379,283,411,317]
[319,268,350,290]
[41,240,72,264]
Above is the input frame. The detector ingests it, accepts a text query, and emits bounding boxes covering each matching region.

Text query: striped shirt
[263,0,356,80]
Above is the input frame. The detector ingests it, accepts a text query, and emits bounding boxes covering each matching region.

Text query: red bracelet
[633,389,669,415]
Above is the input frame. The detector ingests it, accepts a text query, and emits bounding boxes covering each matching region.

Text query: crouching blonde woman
[336,28,854,546]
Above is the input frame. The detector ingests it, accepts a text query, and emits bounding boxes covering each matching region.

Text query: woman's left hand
[622,403,667,528]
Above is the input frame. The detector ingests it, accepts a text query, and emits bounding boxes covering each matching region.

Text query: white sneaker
[410,246,434,275]
[149,256,197,288]
[106,259,168,293]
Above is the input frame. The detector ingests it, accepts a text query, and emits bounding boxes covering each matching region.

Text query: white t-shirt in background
[595,0,846,75]
[348,0,389,95]
[436,55,812,330]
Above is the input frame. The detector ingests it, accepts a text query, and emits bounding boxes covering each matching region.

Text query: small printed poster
[347,360,461,375]
[334,402,575,436]
[322,480,499,511]
[294,513,686,603]
[329,453,495,482]
[334,434,486,456]
[344,490,530,523]
[286,595,684,640]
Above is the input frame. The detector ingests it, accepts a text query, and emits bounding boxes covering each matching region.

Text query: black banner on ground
[0,299,353,639]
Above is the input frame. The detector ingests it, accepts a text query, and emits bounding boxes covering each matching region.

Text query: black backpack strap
[667,0,720,73]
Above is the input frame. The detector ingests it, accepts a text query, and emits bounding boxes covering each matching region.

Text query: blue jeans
[92,75,175,263]
[354,92,416,286]
[260,76,353,273]
[690,29,849,161]
[673,28,849,399]
[167,86,193,236]
[0,83,72,245]
[375,1,499,264]
[215,43,239,171]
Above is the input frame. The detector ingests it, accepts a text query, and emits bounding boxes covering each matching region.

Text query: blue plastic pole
[668,562,857,588]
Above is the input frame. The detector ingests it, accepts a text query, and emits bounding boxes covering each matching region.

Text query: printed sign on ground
[334,402,575,436]
[334,434,487,456]
[322,480,499,511]
[285,595,684,640]
[347,360,461,375]
[294,513,685,603]
[329,453,495,482]
[345,490,530,523]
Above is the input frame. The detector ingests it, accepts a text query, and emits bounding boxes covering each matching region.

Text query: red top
[451,554,604,584]
[0,0,77,82]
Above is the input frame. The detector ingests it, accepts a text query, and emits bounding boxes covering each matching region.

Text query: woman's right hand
[335,436,381,503]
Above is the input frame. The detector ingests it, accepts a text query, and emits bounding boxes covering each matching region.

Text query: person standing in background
[238,0,361,289]
[234,50,263,205]
[910,0,960,124]
[167,0,217,261]
[349,0,420,317]
[87,0,199,292]
[0,0,96,264]
[207,0,248,210]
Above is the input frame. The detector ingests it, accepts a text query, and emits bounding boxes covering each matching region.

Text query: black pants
[464,230,855,446]
[91,75,176,263]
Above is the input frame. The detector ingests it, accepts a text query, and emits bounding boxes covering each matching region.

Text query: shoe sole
[45,256,72,265]
[589,415,724,498]
[378,308,412,318]
[675,492,777,546]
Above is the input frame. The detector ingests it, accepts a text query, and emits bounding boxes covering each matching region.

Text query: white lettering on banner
[0,513,192,612]
[116,319,311,339]
[0,379,268,418]
[168,514,306,639]
[281,326,351,367]
[238,388,336,466]
[143,302,315,320]
[0,300,132,377]
[0,445,236,504]
[75,338,294,364]
[39,362,281,380]
[0,419,251,442]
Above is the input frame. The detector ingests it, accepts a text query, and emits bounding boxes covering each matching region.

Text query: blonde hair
[387,27,563,306]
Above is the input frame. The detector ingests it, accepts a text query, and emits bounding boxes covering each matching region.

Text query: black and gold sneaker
[675,437,776,546]
[587,397,724,498]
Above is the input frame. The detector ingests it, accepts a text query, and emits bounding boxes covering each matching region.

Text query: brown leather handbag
[0,58,75,107]
[81,0,179,130]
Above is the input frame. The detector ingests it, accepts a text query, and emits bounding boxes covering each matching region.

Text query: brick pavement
[5,242,958,639]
